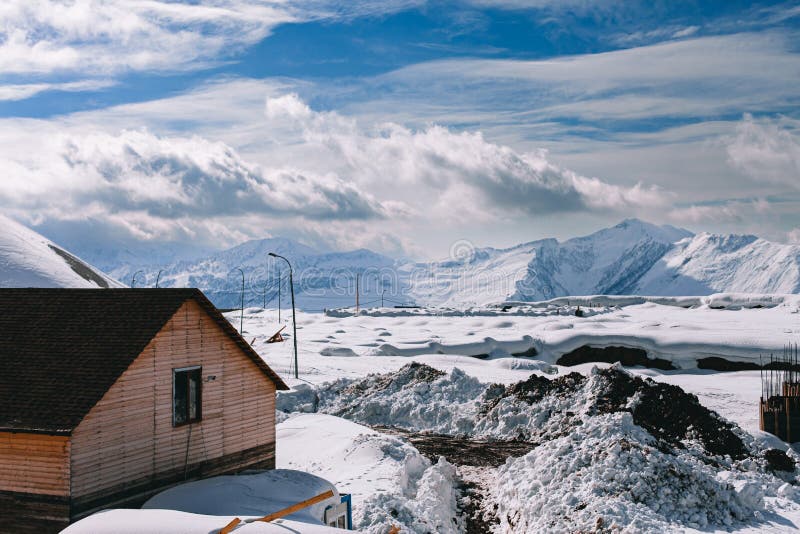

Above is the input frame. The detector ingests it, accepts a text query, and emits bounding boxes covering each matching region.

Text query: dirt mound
[480,365,746,460]
[764,448,796,472]
[481,372,586,414]
[590,366,747,460]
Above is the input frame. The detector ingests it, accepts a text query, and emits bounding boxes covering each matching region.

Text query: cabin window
[173,366,202,426]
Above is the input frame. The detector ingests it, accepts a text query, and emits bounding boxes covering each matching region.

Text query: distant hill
[0,215,121,289]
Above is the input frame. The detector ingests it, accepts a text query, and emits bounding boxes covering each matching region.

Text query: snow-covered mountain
[510,219,694,301]
[405,219,800,306]
[131,237,397,310]
[44,217,800,308]
[0,215,121,288]
[636,232,800,295]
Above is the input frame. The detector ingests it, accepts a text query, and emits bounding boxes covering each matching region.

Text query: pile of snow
[277,413,460,534]
[278,363,799,532]
[0,214,120,288]
[143,470,338,525]
[490,413,759,533]
[61,509,345,534]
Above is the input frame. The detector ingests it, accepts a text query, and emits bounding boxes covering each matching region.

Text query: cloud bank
[0,92,671,254]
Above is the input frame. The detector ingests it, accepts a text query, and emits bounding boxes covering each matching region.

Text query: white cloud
[0,0,422,77]
[377,32,800,122]
[786,228,800,244]
[0,79,116,101]
[0,89,673,254]
[667,198,772,224]
[0,1,297,75]
[265,93,313,120]
[0,128,396,245]
[726,114,800,188]
[263,95,669,217]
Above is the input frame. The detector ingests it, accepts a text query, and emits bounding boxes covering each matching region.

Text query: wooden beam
[216,490,335,533]
[256,490,335,523]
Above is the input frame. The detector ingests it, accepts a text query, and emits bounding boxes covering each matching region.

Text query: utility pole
[235,268,245,334]
[155,269,164,288]
[131,270,143,288]
[356,273,360,314]
[277,268,281,322]
[269,253,298,379]
[381,289,385,308]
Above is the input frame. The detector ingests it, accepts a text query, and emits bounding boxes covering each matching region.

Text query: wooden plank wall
[0,433,70,496]
[70,299,277,500]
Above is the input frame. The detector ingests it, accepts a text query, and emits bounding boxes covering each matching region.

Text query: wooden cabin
[0,288,288,533]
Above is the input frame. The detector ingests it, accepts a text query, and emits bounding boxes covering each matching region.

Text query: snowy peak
[510,220,694,301]
[638,232,800,295]
[600,218,693,244]
[0,215,121,288]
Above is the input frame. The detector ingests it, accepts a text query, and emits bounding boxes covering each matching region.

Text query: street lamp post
[268,252,298,379]
[131,270,144,288]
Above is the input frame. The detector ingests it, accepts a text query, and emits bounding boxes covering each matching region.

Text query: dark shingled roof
[0,288,288,435]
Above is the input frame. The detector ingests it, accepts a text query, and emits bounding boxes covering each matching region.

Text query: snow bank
[61,509,345,534]
[143,470,338,524]
[277,413,460,534]
[325,304,610,318]
[504,292,794,310]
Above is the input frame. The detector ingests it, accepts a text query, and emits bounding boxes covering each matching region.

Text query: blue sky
[1,0,799,260]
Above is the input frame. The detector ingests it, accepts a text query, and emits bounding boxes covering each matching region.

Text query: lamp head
[268,252,277,257]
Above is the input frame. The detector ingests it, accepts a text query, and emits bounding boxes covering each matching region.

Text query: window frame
[172,365,203,427]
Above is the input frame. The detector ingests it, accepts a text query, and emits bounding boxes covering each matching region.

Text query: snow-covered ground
[245,294,800,384]
[230,297,800,533]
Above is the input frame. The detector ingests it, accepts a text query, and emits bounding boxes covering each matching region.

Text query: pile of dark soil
[481,371,586,413]
[589,367,747,460]
[481,365,748,461]
[764,448,796,472]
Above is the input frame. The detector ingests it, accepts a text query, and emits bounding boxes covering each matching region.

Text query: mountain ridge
[8,217,800,308]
